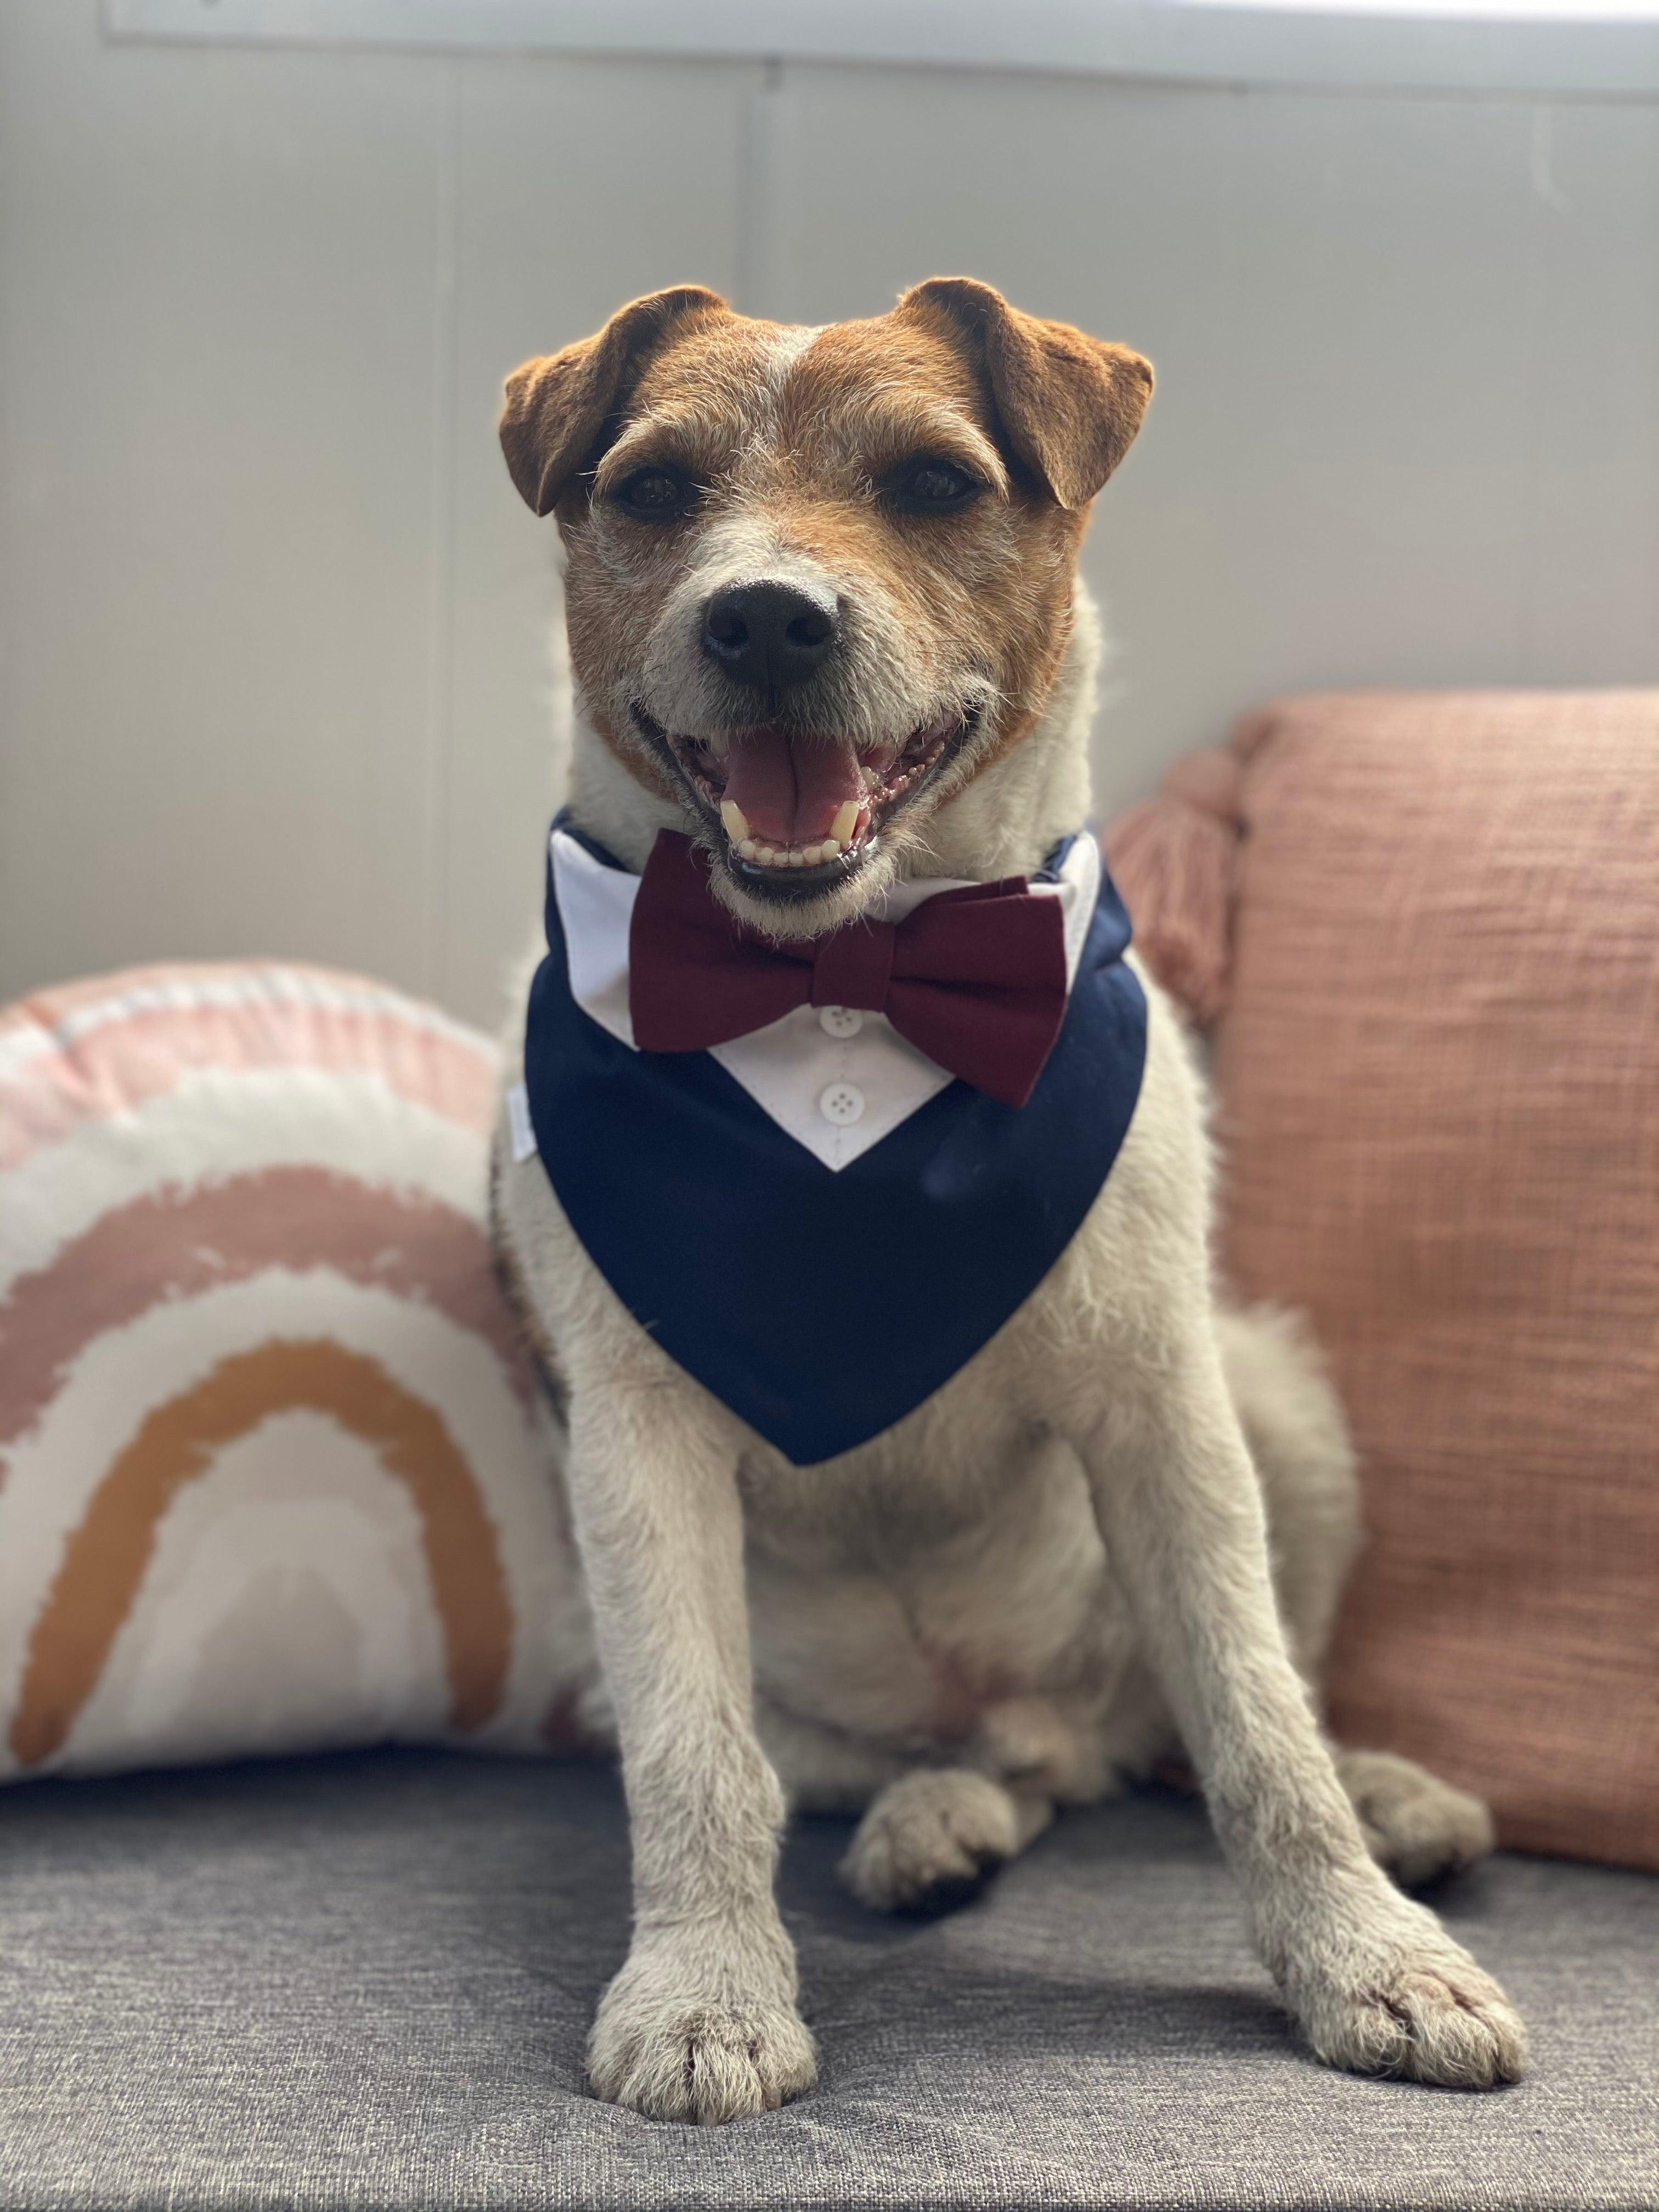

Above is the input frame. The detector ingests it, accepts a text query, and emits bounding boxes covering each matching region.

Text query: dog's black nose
[702,581,838,696]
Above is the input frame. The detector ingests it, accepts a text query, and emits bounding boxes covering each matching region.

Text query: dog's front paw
[839,1768,1048,1914]
[1289,1915,1527,2089]
[588,1946,816,2124]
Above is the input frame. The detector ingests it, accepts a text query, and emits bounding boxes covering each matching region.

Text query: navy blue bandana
[521,819,1146,1466]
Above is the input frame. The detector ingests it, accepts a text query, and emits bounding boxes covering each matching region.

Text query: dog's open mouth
[633,707,971,891]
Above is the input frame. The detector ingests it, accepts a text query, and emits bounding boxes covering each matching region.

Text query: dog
[488,278,1526,2124]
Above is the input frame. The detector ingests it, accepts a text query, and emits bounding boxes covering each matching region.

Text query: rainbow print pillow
[0,963,595,1782]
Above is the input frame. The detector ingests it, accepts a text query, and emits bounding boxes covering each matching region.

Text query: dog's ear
[500,285,729,517]
[899,277,1153,511]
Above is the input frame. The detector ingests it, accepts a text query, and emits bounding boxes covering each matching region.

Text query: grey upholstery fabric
[0,1751,1652,2212]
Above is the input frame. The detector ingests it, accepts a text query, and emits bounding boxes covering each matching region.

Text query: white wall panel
[1519,103,1659,676]
[2,5,1656,1025]
[0,3,450,1000]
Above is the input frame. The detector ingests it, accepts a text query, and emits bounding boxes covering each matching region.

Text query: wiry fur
[490,283,1523,2123]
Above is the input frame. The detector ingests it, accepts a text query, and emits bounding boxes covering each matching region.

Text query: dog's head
[502,279,1151,933]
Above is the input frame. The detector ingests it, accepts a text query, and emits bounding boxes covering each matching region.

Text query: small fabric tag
[506,1080,538,1163]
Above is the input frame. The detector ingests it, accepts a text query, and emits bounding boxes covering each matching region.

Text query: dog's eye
[613,469,693,520]
[887,459,981,514]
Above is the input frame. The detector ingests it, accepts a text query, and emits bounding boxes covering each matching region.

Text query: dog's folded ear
[899,278,1153,511]
[500,285,729,517]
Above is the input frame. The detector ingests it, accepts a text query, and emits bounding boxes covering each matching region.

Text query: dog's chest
[736,1406,1135,1752]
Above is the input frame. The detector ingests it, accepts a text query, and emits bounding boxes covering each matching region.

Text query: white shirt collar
[549,827,1100,1173]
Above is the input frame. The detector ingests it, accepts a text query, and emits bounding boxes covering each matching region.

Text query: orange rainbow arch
[9,1339,513,1767]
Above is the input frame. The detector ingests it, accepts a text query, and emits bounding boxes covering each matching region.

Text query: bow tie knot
[627,832,1070,1109]
[807,916,896,1013]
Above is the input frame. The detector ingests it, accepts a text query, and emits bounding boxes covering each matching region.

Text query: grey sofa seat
[1,1751,1652,2212]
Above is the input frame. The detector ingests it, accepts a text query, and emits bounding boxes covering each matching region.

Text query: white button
[818,1080,866,1127]
[818,1005,862,1039]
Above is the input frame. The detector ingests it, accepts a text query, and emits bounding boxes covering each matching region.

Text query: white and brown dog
[489,279,1525,2124]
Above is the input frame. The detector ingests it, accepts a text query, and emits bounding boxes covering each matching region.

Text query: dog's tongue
[720,729,863,846]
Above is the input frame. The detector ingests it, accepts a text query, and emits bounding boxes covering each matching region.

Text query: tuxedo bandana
[520,815,1147,1465]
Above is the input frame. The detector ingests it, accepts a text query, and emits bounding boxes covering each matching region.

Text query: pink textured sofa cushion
[1107,691,1659,1872]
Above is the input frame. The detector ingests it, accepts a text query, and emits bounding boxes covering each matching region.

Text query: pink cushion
[1107,691,1659,1872]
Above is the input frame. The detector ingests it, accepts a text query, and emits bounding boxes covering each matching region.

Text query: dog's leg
[1215,1304,1362,1681]
[839,1768,1054,1913]
[564,1341,816,2124]
[1070,1324,1526,2089]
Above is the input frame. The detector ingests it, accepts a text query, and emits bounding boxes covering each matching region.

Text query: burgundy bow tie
[627,832,1070,1109]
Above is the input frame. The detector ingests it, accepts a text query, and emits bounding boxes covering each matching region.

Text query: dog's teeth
[830,801,859,847]
[755,843,777,865]
[720,800,750,844]
[787,848,805,867]
[738,838,758,860]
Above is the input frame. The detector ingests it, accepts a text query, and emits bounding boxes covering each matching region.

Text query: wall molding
[103,0,1659,100]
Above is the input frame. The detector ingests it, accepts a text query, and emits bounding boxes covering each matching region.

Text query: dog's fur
[490,280,1524,2124]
